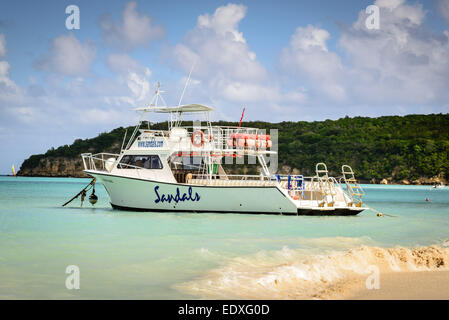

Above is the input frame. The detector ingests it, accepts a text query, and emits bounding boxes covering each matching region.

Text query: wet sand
[343,270,449,300]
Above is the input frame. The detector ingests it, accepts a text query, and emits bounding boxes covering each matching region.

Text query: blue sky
[0,0,449,173]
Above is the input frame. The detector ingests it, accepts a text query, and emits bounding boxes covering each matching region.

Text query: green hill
[19,114,449,183]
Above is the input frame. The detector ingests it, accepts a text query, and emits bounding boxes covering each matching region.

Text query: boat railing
[188,173,277,186]
[135,125,276,155]
[187,173,341,195]
[139,129,170,137]
[190,173,272,181]
[276,175,318,201]
[214,126,273,152]
[174,125,274,153]
[272,174,351,205]
[81,152,156,180]
[81,153,120,172]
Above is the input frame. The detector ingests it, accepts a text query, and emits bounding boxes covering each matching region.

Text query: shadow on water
[54,206,115,214]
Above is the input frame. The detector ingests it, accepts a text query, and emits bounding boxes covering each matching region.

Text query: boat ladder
[341,165,365,207]
[315,163,337,207]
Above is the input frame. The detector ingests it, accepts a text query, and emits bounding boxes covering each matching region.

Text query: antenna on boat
[125,82,168,150]
[172,61,197,129]
[154,81,168,108]
[178,61,196,107]
[121,128,128,153]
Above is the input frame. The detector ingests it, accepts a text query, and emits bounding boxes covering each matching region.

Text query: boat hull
[86,170,365,216]
[87,170,298,214]
[110,203,364,216]
[296,208,363,216]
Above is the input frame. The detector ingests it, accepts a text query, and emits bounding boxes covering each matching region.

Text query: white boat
[433,182,444,189]
[81,85,366,215]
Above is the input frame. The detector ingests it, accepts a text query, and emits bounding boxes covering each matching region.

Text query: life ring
[191,130,205,147]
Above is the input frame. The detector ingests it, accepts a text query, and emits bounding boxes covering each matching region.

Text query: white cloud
[0,34,6,57]
[217,80,277,103]
[438,0,449,24]
[106,53,152,105]
[278,0,449,112]
[0,60,9,77]
[0,61,26,108]
[197,3,247,43]
[100,1,164,50]
[0,19,153,174]
[0,41,26,112]
[170,3,305,119]
[289,25,330,51]
[34,34,96,76]
[337,0,449,105]
[107,53,150,75]
[173,4,266,82]
[280,25,346,102]
[1,36,147,138]
[126,71,151,103]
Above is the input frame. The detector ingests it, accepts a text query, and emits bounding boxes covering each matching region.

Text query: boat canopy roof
[135,104,213,113]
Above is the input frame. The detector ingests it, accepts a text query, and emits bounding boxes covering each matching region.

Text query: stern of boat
[278,163,367,216]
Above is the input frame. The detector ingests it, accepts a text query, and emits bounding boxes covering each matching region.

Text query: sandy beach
[176,244,449,300]
[343,270,449,300]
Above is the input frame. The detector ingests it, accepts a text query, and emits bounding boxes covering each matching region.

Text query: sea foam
[176,243,449,299]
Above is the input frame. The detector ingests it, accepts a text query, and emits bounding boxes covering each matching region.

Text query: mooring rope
[367,206,398,218]
[62,178,96,207]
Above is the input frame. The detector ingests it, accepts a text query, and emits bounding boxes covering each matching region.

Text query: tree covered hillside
[19,114,449,182]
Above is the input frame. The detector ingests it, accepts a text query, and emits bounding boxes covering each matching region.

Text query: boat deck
[188,178,276,187]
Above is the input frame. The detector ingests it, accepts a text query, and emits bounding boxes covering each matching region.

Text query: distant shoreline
[1,174,89,178]
[4,174,446,186]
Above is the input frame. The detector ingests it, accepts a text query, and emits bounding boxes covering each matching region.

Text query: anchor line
[62,178,96,207]
[367,206,398,218]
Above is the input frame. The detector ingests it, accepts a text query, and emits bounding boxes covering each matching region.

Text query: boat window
[118,155,163,169]
[182,156,203,170]
[150,155,163,169]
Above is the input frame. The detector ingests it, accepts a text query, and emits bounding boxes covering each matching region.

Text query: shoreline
[4,174,446,186]
[177,244,449,300]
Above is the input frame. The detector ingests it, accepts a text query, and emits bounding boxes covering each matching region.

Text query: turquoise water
[0,176,448,299]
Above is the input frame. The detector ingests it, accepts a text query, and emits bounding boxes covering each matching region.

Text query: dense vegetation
[20,114,449,181]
